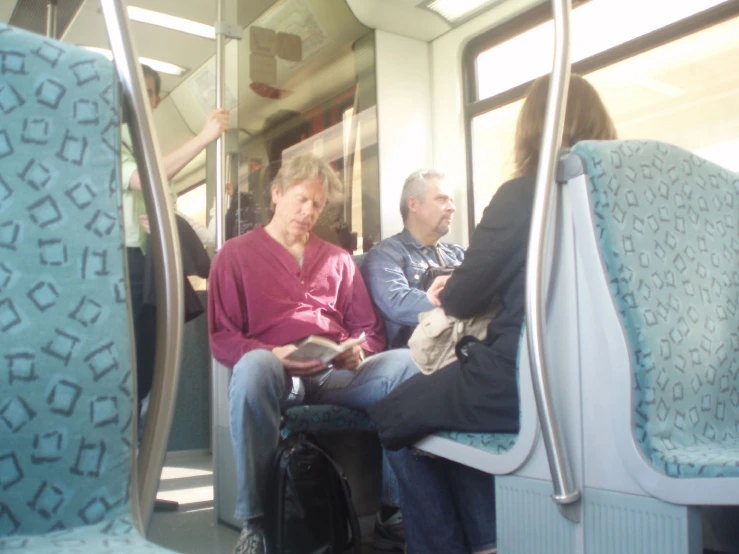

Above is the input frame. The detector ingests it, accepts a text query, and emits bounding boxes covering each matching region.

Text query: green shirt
[121,125,146,249]
[120,125,178,252]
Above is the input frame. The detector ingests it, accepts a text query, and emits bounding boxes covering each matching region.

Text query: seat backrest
[0,24,134,535]
[572,140,739,472]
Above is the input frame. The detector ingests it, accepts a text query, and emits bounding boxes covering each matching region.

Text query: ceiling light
[127,6,215,39]
[419,0,499,24]
[84,46,188,77]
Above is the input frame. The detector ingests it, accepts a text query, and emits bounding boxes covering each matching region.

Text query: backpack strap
[309,440,362,554]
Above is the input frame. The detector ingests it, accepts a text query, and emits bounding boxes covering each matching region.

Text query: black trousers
[368,339,520,450]
[127,247,156,407]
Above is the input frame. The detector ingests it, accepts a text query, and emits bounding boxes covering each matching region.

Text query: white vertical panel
[375,30,433,239]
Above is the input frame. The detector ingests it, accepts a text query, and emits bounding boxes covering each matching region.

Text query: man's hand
[198,108,231,147]
[139,214,151,234]
[331,344,365,371]
[426,274,451,307]
[272,345,326,376]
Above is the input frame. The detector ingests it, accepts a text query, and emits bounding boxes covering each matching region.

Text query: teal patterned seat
[573,139,739,479]
[0,23,177,553]
[435,432,518,455]
[282,404,374,436]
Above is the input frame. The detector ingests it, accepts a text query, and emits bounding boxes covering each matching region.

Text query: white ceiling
[63,0,221,96]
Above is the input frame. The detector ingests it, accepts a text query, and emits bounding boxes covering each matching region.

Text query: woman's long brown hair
[514,74,617,178]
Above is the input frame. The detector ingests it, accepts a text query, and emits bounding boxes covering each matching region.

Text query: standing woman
[369,74,617,554]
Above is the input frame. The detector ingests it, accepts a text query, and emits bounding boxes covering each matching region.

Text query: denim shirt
[361,228,465,346]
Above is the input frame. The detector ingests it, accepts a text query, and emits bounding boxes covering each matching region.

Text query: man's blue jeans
[229,348,418,520]
[386,449,497,553]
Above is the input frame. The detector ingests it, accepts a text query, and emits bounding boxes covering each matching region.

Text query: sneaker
[233,522,266,554]
[372,510,405,552]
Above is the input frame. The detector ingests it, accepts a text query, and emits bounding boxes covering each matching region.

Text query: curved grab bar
[524,0,580,521]
[100,0,185,529]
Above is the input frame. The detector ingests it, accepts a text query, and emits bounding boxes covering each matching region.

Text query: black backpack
[265,433,361,554]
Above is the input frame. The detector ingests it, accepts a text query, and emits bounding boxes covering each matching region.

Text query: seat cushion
[282,405,374,435]
[436,431,518,455]
[650,437,739,478]
[0,519,179,553]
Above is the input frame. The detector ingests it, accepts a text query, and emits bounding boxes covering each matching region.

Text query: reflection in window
[471,14,739,221]
[231,13,378,253]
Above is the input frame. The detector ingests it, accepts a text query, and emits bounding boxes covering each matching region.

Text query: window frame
[462,0,739,238]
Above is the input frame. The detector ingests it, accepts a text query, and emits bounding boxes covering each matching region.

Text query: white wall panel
[375,30,433,238]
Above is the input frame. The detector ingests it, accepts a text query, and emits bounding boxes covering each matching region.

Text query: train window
[467,0,739,224]
[474,0,730,102]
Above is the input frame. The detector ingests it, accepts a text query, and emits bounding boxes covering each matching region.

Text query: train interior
[2,0,739,552]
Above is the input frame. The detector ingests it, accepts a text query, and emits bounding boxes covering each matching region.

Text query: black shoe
[372,510,405,552]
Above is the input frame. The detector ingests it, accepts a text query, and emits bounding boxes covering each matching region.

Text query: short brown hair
[271,154,343,203]
[514,74,617,178]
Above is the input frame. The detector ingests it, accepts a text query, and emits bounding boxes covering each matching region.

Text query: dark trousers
[127,247,156,407]
[385,450,497,553]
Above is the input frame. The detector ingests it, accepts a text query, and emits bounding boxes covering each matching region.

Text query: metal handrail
[524,0,581,521]
[45,0,57,38]
[215,0,227,250]
[100,0,185,529]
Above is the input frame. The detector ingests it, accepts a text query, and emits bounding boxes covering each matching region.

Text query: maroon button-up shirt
[208,226,386,368]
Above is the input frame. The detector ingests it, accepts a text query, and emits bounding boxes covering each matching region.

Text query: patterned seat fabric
[0,519,176,553]
[0,23,176,553]
[573,140,739,478]
[282,405,374,436]
[435,432,518,455]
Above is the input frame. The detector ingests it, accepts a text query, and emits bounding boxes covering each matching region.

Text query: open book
[285,333,366,364]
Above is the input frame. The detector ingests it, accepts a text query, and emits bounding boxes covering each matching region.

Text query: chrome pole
[524,0,580,521]
[215,0,226,250]
[45,0,57,38]
[211,0,228,527]
[100,0,185,529]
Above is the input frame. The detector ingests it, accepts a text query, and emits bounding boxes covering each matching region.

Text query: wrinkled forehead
[425,177,452,199]
[284,176,328,199]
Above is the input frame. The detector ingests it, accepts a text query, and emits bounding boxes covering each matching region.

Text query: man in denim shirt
[362,170,465,347]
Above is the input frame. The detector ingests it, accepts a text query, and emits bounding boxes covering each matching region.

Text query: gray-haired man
[361,169,465,348]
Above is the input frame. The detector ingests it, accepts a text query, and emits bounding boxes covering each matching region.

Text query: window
[466,0,739,225]
[177,183,207,228]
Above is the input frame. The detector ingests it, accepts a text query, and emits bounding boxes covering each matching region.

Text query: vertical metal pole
[100,0,184,530]
[215,0,226,250]
[525,0,580,521]
[45,0,57,38]
[212,0,228,528]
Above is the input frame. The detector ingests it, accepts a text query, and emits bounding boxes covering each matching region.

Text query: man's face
[271,177,327,237]
[144,75,161,110]
[411,178,456,237]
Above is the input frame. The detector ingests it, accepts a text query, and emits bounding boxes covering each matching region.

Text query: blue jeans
[229,348,419,520]
[386,450,497,553]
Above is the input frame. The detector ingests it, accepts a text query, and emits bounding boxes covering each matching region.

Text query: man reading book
[208,153,418,554]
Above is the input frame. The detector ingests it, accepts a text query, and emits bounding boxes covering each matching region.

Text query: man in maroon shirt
[208,154,418,554]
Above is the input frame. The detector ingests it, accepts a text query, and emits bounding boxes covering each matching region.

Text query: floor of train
[149,450,376,554]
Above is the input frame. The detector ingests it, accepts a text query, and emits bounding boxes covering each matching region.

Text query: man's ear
[271,185,281,206]
[152,95,161,110]
[407,196,419,214]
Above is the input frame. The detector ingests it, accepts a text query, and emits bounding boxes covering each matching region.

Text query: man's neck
[405,222,441,247]
[264,221,309,250]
